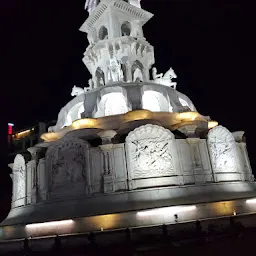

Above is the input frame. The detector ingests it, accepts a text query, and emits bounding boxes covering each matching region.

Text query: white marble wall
[9,125,255,208]
[11,155,26,208]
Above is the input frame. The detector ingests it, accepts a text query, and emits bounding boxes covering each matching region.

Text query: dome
[48,82,197,133]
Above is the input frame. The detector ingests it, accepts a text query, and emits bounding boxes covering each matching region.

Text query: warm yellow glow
[233,211,237,216]
[208,121,218,129]
[15,129,31,139]
[26,219,73,229]
[210,201,235,216]
[177,112,199,121]
[246,198,256,204]
[86,214,121,230]
[72,118,98,129]
[124,110,153,123]
[137,205,196,217]
[41,132,61,142]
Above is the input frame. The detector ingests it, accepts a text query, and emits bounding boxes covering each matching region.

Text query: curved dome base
[1,181,256,239]
[41,110,209,142]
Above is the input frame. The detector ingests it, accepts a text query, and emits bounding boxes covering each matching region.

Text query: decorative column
[179,125,205,184]
[233,131,247,181]
[27,147,42,203]
[240,142,254,181]
[98,130,117,193]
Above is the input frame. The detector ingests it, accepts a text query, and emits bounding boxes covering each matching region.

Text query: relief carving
[46,138,89,190]
[126,125,175,178]
[13,154,26,200]
[208,126,237,173]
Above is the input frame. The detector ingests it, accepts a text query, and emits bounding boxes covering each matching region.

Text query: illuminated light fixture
[177,112,199,121]
[124,110,153,123]
[8,123,14,135]
[40,132,61,142]
[15,129,31,139]
[233,211,237,216]
[246,198,256,204]
[137,205,196,217]
[208,121,218,129]
[26,219,73,229]
[72,118,98,129]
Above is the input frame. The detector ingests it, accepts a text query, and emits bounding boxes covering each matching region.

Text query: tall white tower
[80,0,155,88]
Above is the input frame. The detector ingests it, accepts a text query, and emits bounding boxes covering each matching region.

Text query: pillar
[179,125,206,184]
[27,147,43,203]
[98,130,117,193]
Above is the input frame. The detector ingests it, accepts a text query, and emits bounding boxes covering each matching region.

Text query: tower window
[95,67,105,87]
[132,60,144,82]
[121,21,131,36]
[99,26,108,40]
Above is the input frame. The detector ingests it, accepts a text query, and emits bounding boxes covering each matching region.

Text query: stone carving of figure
[49,139,87,189]
[108,58,124,82]
[126,125,175,179]
[99,77,104,86]
[152,67,163,79]
[134,139,173,172]
[71,85,85,97]
[133,68,143,82]
[152,67,177,89]
[208,126,236,173]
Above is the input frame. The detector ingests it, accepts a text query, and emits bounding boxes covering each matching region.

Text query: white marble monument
[2,0,256,241]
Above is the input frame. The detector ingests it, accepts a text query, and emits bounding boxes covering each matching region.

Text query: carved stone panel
[46,137,89,191]
[13,154,26,202]
[207,126,237,173]
[126,124,176,179]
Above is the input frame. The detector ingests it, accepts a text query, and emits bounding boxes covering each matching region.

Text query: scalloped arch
[208,125,234,142]
[126,124,174,142]
[46,137,90,158]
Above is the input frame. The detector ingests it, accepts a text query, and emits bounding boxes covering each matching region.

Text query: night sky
[1,0,256,220]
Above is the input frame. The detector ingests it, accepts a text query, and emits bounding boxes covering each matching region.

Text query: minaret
[80,0,155,89]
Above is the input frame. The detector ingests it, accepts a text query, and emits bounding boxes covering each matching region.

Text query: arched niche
[102,92,128,116]
[121,21,131,36]
[142,91,169,112]
[95,67,105,87]
[99,26,108,40]
[207,126,238,175]
[132,60,144,82]
[46,137,90,193]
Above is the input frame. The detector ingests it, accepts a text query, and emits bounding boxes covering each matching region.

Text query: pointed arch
[95,67,105,87]
[99,25,108,40]
[121,21,131,36]
[131,60,144,82]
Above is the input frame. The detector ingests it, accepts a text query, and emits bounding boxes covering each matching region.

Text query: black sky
[2,1,256,166]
